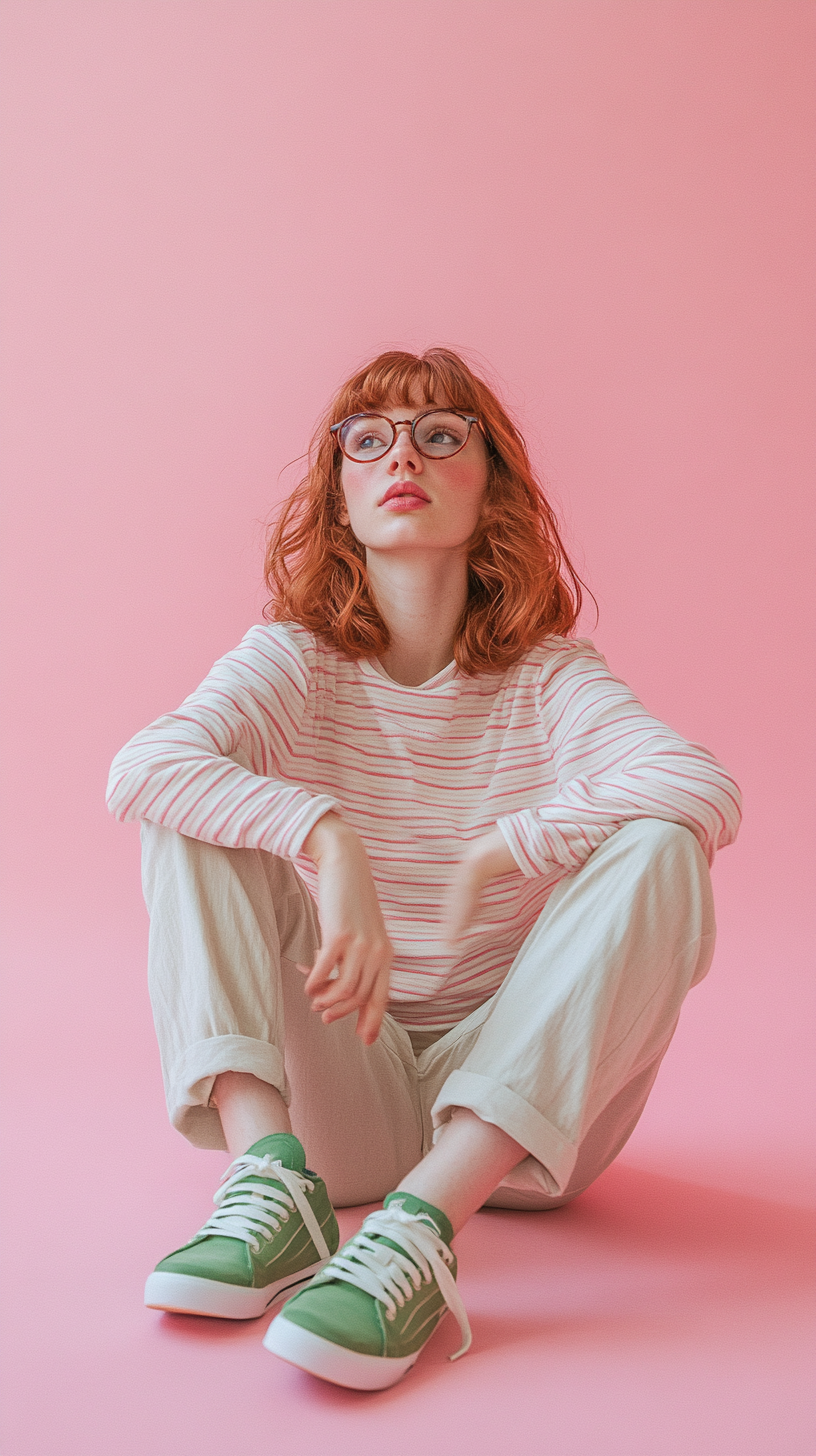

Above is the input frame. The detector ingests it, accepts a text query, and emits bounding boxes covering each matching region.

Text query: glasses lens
[340,415,394,461]
[413,411,471,457]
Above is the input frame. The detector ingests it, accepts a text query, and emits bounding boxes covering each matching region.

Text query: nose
[387,421,422,472]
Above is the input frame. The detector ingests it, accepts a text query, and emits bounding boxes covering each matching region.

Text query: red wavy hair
[264,348,586,674]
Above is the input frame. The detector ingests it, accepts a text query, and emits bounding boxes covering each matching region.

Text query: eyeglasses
[331,409,481,463]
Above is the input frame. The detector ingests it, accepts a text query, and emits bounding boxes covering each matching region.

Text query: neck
[365,548,469,686]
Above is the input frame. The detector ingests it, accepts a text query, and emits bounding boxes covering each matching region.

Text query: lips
[380,482,431,504]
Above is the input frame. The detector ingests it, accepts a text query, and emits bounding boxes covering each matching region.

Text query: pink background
[2,4,814,1454]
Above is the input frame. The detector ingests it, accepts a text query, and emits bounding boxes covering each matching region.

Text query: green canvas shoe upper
[154,1133,339,1290]
[276,1192,471,1360]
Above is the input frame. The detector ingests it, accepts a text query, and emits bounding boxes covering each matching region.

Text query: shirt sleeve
[105,625,339,859]
[497,640,742,877]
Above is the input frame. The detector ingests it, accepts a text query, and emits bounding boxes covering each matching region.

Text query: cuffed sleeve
[106,625,340,859]
[497,640,742,876]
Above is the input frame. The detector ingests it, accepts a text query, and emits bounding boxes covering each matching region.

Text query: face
[337,392,489,557]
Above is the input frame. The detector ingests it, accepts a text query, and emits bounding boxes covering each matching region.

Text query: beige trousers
[141,818,715,1210]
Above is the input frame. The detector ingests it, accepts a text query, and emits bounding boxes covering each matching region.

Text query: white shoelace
[322,1203,472,1360]
[191,1154,330,1261]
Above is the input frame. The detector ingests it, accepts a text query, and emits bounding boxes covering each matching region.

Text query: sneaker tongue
[383,1192,454,1249]
[244,1133,307,1172]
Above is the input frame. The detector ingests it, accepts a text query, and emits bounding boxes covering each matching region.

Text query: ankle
[211,1070,292,1153]
[383,1191,454,1249]
[396,1108,525,1234]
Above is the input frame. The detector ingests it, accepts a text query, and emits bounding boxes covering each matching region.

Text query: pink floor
[2,926,815,1456]
[3,1098,814,1456]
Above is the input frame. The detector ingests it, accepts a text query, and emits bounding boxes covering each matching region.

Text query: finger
[338,958,385,1007]
[442,881,480,944]
[355,998,386,1046]
[297,960,340,978]
[319,996,365,1024]
[312,973,363,1012]
[315,964,389,1037]
[303,941,349,995]
[310,948,368,1008]
[355,970,390,1044]
[308,934,376,996]
[314,950,390,1019]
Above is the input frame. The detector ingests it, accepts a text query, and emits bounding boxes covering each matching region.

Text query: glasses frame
[330,409,482,463]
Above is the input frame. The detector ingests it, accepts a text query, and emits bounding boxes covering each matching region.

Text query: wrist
[463,828,517,880]
[303,812,359,864]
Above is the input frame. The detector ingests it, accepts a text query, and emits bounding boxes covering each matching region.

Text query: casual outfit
[108,622,740,1383]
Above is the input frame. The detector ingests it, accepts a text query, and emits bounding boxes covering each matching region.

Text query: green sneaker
[263,1192,471,1388]
[144,1133,338,1320]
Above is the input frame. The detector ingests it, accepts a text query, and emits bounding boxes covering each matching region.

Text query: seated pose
[107,347,741,1391]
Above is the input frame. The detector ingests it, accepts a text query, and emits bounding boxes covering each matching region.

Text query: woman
[107,347,741,1390]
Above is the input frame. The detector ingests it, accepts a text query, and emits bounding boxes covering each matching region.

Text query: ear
[338,505,350,526]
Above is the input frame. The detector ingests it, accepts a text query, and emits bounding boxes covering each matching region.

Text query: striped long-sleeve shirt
[107,623,742,1029]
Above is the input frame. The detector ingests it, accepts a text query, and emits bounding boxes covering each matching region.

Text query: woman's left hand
[442,828,519,945]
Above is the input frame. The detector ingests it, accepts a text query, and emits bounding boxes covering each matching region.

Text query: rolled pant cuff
[168,1036,287,1151]
[431,1070,578,1197]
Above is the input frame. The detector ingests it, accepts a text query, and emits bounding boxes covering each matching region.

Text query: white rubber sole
[263,1313,421,1390]
[144,1259,328,1320]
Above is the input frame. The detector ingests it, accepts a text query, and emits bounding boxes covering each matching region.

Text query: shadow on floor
[152,1160,816,1392]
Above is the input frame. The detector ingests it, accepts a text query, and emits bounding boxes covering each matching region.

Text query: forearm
[108,735,337,858]
[107,624,338,859]
[300,811,393,1046]
[499,749,742,877]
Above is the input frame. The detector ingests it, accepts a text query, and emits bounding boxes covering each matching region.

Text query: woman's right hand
[299,813,393,1046]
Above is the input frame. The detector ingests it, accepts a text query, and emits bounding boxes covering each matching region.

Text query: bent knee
[614,819,710,884]
[140,818,215,869]
[619,817,699,856]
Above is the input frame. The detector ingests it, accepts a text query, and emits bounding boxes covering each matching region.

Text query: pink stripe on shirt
[107,624,741,1028]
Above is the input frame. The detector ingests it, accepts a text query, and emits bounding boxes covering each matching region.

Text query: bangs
[335,351,481,419]
[264,344,586,673]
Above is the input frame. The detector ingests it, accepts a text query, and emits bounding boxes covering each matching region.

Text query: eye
[343,416,392,456]
[415,412,469,453]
